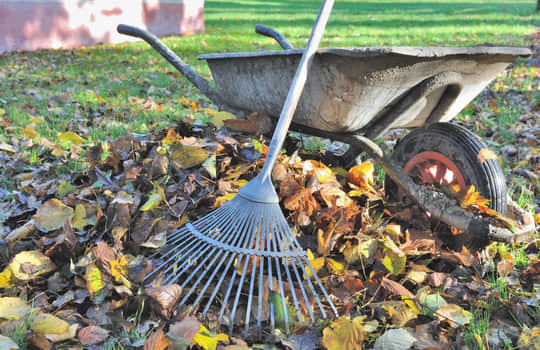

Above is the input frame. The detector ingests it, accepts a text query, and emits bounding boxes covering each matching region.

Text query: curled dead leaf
[33,199,74,232]
[78,325,109,346]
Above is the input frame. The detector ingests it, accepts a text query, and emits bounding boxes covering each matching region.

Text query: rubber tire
[385,122,507,215]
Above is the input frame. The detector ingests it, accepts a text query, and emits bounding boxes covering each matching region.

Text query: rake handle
[259,0,334,181]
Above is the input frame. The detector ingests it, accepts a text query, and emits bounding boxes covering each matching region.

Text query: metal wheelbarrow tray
[117,24,535,246]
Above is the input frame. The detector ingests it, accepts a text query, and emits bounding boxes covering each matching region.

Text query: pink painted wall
[0,0,205,53]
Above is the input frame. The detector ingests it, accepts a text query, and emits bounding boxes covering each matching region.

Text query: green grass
[0,0,538,146]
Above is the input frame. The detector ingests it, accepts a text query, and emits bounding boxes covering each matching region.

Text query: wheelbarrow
[116,24,535,248]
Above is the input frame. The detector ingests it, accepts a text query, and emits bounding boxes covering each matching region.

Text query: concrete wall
[0,0,205,53]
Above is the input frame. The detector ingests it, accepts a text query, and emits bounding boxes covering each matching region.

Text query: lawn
[0,1,539,349]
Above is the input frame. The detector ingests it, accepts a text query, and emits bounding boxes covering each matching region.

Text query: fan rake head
[145,193,338,332]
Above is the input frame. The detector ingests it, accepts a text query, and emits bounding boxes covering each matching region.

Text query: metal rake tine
[178,205,251,308]
[272,215,303,325]
[244,214,263,330]
[198,205,254,316]
[160,204,251,285]
[267,209,290,333]
[272,211,316,322]
[218,203,262,323]
[273,211,330,319]
[265,212,275,332]
[228,205,263,327]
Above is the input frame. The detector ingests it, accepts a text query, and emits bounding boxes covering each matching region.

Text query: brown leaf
[223,119,258,134]
[145,284,183,317]
[92,241,116,267]
[318,185,355,208]
[33,199,74,232]
[78,325,109,346]
[381,277,414,298]
[26,332,51,350]
[497,259,514,276]
[167,316,201,342]
[144,328,172,350]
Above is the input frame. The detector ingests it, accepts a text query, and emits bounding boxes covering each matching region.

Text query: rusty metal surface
[200,47,530,135]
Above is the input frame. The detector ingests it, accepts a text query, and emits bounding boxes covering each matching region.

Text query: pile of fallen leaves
[0,105,539,350]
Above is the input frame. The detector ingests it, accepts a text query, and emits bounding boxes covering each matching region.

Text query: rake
[145,0,338,332]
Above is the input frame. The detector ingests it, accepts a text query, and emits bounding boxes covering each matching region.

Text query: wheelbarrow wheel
[385,122,507,215]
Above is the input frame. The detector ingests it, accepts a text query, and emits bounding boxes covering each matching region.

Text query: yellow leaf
[382,238,406,275]
[0,297,32,320]
[211,111,236,128]
[140,193,163,212]
[9,250,56,281]
[193,324,229,350]
[0,267,15,289]
[435,304,471,327]
[322,316,366,350]
[109,256,131,288]
[58,131,86,144]
[24,124,39,139]
[29,116,43,124]
[85,264,105,299]
[460,185,490,209]
[171,145,208,169]
[33,198,74,232]
[306,249,325,279]
[29,313,69,334]
[162,129,182,145]
[341,236,378,264]
[326,258,346,275]
[71,204,87,231]
[347,161,375,190]
[45,323,79,343]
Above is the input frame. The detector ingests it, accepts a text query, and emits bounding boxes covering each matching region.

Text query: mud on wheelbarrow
[117,24,536,248]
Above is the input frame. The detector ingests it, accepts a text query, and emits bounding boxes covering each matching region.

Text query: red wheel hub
[402,151,467,192]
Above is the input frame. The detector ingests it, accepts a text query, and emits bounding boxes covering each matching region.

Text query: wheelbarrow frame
[116,24,535,244]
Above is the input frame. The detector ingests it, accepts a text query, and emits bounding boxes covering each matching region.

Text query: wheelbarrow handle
[255,24,295,50]
[116,24,225,107]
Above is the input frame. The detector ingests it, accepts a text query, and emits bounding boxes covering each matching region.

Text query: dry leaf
[223,119,258,134]
[435,304,471,327]
[193,324,229,350]
[29,313,69,334]
[381,277,414,298]
[497,259,514,276]
[322,316,365,350]
[9,250,56,281]
[25,332,50,350]
[167,316,201,343]
[145,284,183,316]
[460,185,490,209]
[58,131,86,144]
[85,264,106,302]
[0,267,15,289]
[171,145,208,169]
[0,297,32,320]
[347,161,375,191]
[0,335,19,350]
[373,328,416,350]
[162,129,182,145]
[5,220,36,243]
[144,328,172,350]
[382,239,406,275]
[340,236,377,264]
[78,325,109,346]
[211,111,236,128]
[71,204,87,231]
[33,199,74,232]
[44,323,78,343]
